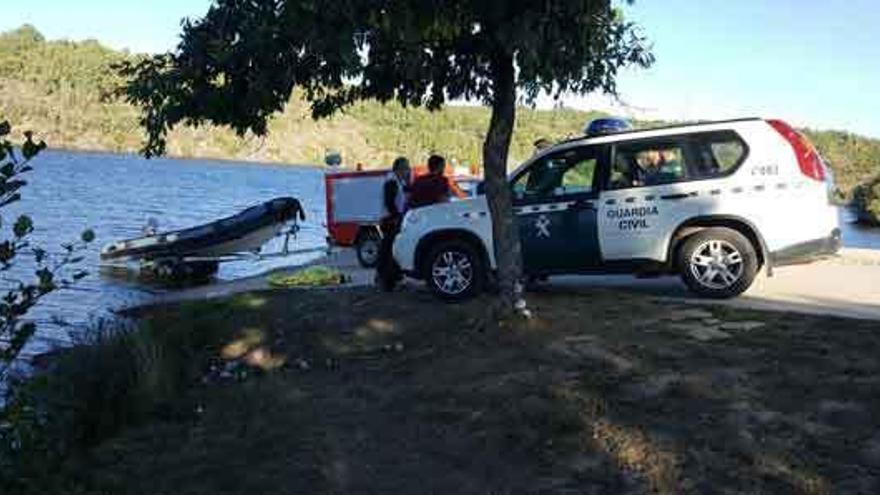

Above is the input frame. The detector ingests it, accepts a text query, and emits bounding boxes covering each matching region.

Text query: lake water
[6,150,880,355]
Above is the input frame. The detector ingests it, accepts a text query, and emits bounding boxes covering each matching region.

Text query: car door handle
[660,192,697,200]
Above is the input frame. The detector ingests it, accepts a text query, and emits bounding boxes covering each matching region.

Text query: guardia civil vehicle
[393,118,841,300]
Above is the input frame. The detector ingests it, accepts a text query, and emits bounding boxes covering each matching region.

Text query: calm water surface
[7,150,880,355]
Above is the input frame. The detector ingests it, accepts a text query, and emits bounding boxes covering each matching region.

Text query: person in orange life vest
[376,156,411,291]
[408,154,453,209]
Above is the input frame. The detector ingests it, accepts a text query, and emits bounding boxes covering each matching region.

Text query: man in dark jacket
[376,157,411,291]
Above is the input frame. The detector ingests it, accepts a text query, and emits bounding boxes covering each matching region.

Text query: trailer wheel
[355,228,382,268]
[145,259,219,282]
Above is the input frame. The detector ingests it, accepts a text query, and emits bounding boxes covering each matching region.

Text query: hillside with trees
[0,25,605,170]
[1,25,878,200]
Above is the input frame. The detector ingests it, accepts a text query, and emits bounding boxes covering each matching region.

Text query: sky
[2,0,879,138]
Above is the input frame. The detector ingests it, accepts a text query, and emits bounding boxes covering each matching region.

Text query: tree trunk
[482,54,523,314]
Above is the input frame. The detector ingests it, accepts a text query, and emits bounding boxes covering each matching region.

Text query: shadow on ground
[90,287,880,494]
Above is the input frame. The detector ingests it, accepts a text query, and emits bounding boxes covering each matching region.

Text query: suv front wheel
[678,228,758,299]
[424,240,485,301]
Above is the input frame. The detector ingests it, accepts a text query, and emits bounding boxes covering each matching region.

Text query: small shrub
[852,176,880,225]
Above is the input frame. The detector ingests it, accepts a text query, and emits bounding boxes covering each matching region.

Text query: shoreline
[131,246,880,321]
[43,146,331,170]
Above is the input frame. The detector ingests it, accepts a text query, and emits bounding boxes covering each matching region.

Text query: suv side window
[690,131,748,179]
[609,140,690,190]
[513,147,598,199]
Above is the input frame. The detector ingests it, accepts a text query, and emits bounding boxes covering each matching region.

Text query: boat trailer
[100,197,328,281]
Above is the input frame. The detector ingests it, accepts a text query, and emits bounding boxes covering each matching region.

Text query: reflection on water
[5,150,880,356]
[839,208,880,249]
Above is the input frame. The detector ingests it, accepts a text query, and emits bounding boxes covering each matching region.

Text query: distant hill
[1,25,878,197]
[0,25,605,170]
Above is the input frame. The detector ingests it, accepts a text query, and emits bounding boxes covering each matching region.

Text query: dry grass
[56,287,880,493]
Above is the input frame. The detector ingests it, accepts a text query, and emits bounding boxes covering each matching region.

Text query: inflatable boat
[101,197,305,262]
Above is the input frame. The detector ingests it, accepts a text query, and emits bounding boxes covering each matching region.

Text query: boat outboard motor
[270,197,306,255]
[269,197,306,222]
[142,217,160,236]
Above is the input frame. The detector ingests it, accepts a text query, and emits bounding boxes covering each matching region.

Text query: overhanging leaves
[116,0,653,157]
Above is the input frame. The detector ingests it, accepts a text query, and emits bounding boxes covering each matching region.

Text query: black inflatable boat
[101,197,305,262]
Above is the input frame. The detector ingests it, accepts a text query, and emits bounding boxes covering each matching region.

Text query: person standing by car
[376,157,411,291]
[408,154,452,209]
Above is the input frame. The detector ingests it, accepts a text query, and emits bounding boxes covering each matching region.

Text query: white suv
[393,118,841,300]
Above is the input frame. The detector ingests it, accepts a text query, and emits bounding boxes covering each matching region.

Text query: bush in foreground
[1,300,242,493]
[851,176,880,225]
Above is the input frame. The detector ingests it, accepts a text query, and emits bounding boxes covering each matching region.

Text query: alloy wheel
[431,250,474,295]
[688,239,744,290]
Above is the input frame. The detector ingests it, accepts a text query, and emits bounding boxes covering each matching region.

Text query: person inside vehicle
[637,150,663,185]
[376,156,411,291]
[634,148,684,186]
[408,154,452,208]
[660,148,685,179]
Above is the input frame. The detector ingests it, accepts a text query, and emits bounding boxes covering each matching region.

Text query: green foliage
[0,24,125,98]
[804,129,880,197]
[0,121,94,492]
[0,24,605,167]
[115,1,652,157]
[1,25,878,193]
[0,300,247,493]
[852,175,880,224]
[0,122,93,377]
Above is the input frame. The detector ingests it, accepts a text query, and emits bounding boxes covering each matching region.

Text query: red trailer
[325,168,482,267]
[325,170,389,267]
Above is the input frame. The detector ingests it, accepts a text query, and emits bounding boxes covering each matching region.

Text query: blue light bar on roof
[585,117,632,136]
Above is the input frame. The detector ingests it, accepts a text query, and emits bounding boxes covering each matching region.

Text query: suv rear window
[608,131,748,189]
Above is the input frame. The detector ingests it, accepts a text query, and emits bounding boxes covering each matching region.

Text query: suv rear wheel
[424,240,485,301]
[678,227,758,298]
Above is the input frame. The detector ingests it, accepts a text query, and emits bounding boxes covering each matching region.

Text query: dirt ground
[92,287,880,494]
